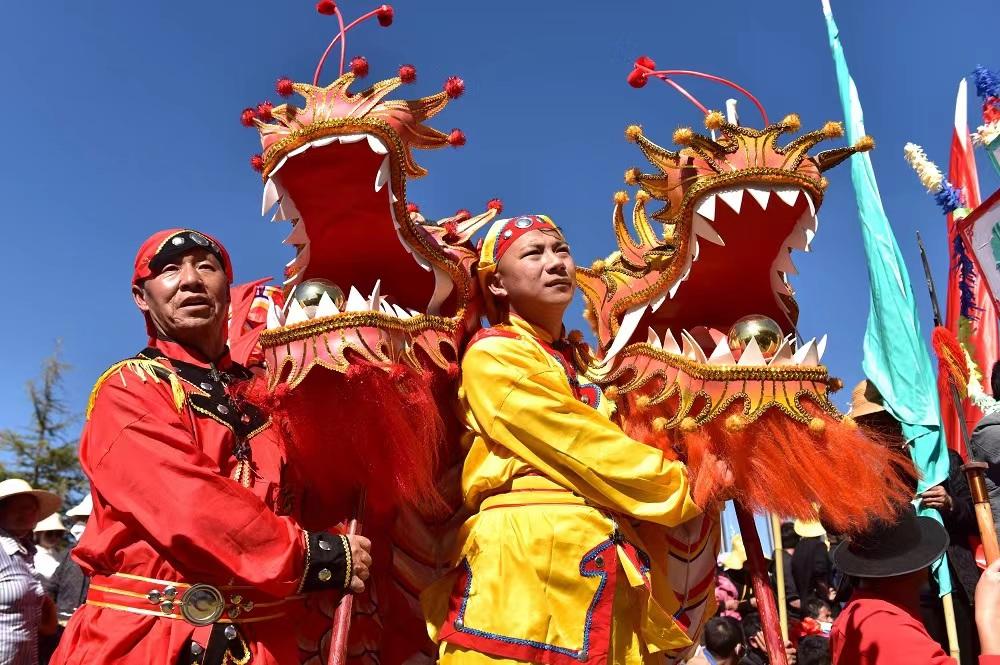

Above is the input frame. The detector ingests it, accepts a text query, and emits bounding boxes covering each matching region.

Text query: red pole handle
[734,503,788,665]
[327,493,365,665]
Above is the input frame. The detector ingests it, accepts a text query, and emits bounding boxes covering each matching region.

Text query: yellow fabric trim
[86,358,185,419]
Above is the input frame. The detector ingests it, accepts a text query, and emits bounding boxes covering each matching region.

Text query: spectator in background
[970,361,1000,537]
[63,496,90,545]
[791,519,832,606]
[795,635,830,665]
[688,616,744,665]
[32,515,65,582]
[919,448,982,665]
[40,495,92,665]
[0,478,60,665]
[830,505,954,664]
[770,522,801,620]
[740,611,796,665]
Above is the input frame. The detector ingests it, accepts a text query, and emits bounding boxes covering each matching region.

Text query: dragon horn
[613,191,647,267]
[632,191,660,248]
[815,135,875,172]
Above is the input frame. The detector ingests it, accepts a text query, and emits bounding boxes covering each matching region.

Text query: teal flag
[821,0,952,595]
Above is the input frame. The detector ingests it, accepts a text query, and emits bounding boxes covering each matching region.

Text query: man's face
[132,249,230,346]
[0,495,40,536]
[489,229,576,321]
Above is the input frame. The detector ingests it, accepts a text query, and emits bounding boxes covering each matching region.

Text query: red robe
[51,339,324,665]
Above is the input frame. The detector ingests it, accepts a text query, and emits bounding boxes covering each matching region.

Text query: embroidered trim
[296,530,311,594]
[340,535,353,590]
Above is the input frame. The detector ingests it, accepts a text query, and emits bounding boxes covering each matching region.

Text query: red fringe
[618,399,914,534]
[234,361,447,529]
[932,325,968,398]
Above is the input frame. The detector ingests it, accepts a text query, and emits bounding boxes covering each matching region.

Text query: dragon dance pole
[735,504,788,665]
[769,514,789,642]
[916,232,1000,563]
[328,492,366,665]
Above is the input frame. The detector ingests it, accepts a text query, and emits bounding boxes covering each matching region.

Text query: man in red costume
[51,228,372,665]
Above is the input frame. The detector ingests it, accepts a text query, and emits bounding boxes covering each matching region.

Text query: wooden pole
[942,592,961,660]
[328,493,365,665]
[964,461,1000,564]
[769,514,789,643]
[735,504,787,665]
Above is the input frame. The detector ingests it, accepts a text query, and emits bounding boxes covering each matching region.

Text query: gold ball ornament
[727,315,783,359]
[294,279,346,310]
[680,417,698,433]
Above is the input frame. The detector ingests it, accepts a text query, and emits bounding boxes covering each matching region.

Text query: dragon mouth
[605,182,819,360]
[262,127,453,328]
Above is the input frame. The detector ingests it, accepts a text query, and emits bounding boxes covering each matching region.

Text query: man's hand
[347,535,372,594]
[919,485,953,514]
[976,557,1000,655]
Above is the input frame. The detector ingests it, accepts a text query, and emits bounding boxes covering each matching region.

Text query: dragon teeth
[368,279,382,310]
[262,178,280,215]
[374,156,390,193]
[747,187,770,210]
[695,195,717,222]
[681,330,708,363]
[693,214,725,246]
[285,299,308,325]
[774,187,801,207]
[366,135,389,155]
[709,338,736,364]
[662,329,681,355]
[646,327,662,349]
[315,292,340,317]
[284,221,308,246]
[717,188,744,214]
[773,250,797,276]
[345,286,367,312]
[738,338,766,366]
[604,304,646,360]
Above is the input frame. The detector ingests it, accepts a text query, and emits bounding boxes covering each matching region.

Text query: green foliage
[0,344,86,504]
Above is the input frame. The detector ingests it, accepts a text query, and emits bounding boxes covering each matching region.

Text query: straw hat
[848,380,887,419]
[66,494,92,518]
[721,534,747,571]
[794,518,827,539]
[34,513,66,533]
[0,479,61,521]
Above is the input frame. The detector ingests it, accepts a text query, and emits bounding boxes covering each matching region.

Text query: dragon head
[252,69,499,387]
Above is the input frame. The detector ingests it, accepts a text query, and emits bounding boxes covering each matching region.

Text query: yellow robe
[422,317,702,664]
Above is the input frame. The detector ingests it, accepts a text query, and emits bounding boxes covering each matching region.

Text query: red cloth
[940,102,999,458]
[830,589,955,665]
[49,338,311,665]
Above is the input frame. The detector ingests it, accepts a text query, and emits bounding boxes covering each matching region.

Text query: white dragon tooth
[374,156,390,193]
[311,136,339,148]
[379,298,394,315]
[709,338,736,365]
[804,228,815,252]
[392,304,412,319]
[390,189,398,203]
[604,304,646,360]
[274,195,301,223]
[406,308,421,317]
[646,327,662,349]
[681,330,708,363]
[285,299,308,325]
[805,193,817,217]
[718,188,744,214]
[669,279,683,299]
[747,187,771,210]
[691,239,701,262]
[693,214,725,246]
[788,226,810,251]
[346,286,368,312]
[266,302,282,329]
[262,178,280,216]
[816,334,828,363]
[315,292,340,317]
[366,135,389,155]
[791,339,816,365]
[769,336,795,366]
[284,221,308,246]
[650,292,668,312]
[771,271,792,296]
[269,156,288,178]
[695,194,718,222]
[773,251,798,276]
[369,279,382,309]
[775,187,801,208]
[662,329,681,354]
[738,337,766,366]
[288,143,311,159]
[339,134,366,144]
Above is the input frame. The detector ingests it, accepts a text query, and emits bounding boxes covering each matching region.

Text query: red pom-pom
[250,154,265,172]
[454,209,471,222]
[487,198,503,212]
[444,76,465,99]
[350,56,369,78]
[447,129,466,147]
[316,0,337,15]
[406,202,420,213]
[376,4,394,26]
[255,101,274,122]
[398,64,416,83]
[240,107,257,127]
[275,77,295,98]
[442,220,459,238]
[627,69,648,88]
[634,55,656,71]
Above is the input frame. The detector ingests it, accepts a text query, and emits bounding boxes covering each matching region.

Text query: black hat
[832,505,948,578]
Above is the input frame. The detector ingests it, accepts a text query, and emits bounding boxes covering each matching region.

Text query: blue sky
[1,0,998,436]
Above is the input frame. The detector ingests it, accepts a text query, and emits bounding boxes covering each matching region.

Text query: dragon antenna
[628,57,770,126]
[313,3,395,86]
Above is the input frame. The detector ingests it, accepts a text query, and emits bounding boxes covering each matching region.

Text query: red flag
[941,79,1000,458]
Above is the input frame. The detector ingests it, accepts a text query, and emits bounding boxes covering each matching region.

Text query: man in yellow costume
[424,214,730,664]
